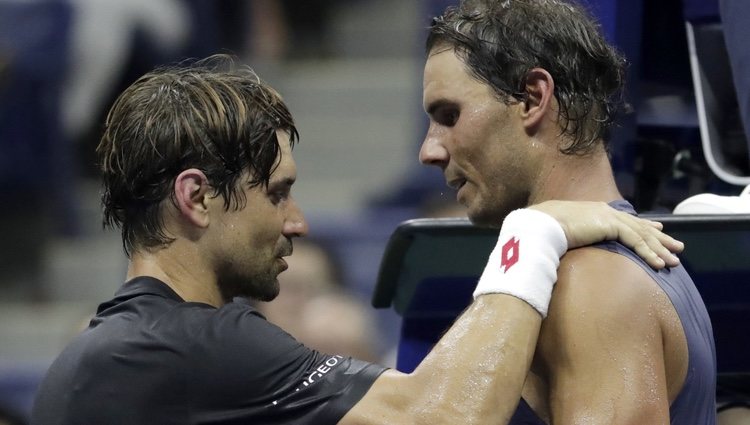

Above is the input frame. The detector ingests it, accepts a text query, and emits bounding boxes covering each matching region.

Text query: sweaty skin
[523,248,687,425]
[418,47,689,424]
[338,200,682,425]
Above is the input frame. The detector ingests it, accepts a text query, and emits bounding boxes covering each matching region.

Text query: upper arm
[341,365,522,425]
[339,370,414,425]
[536,248,671,425]
[342,294,544,425]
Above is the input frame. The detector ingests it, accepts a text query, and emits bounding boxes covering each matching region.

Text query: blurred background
[0,0,748,421]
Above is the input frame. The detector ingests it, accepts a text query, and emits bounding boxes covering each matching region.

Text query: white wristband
[473,209,568,317]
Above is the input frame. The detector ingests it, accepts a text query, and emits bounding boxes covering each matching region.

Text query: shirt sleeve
[187,301,388,425]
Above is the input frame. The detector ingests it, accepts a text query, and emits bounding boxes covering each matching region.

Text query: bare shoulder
[536,246,672,360]
[550,246,665,320]
[526,246,678,425]
[533,245,688,399]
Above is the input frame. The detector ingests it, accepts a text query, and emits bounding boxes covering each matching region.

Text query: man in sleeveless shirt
[420,1,717,423]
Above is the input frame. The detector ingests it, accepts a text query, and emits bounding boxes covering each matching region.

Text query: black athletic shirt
[31,277,387,425]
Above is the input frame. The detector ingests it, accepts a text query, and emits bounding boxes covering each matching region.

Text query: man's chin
[247,285,279,302]
[467,207,504,229]
[220,278,280,303]
[467,196,525,229]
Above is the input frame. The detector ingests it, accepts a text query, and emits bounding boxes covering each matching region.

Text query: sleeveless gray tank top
[597,200,717,424]
[510,200,717,424]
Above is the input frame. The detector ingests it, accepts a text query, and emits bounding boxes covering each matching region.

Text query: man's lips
[276,244,293,270]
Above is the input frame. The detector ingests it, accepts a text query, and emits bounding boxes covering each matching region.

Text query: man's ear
[174,169,212,228]
[521,68,555,133]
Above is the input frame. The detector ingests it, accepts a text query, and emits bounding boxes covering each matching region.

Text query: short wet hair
[98,54,299,256]
[427,0,627,154]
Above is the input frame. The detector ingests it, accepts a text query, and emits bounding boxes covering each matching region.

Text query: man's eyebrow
[268,177,296,189]
[425,98,456,115]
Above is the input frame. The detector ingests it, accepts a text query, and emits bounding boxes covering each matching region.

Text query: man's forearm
[400,294,541,424]
[341,294,541,425]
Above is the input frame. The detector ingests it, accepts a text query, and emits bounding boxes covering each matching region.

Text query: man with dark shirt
[31,55,682,424]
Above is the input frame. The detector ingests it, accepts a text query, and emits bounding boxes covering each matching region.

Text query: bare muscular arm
[535,248,687,425]
[341,294,541,425]
[340,202,684,425]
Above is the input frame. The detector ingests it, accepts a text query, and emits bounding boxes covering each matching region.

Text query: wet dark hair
[427,0,627,154]
[97,54,299,256]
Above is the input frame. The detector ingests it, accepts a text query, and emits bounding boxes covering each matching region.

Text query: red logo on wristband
[501,237,520,273]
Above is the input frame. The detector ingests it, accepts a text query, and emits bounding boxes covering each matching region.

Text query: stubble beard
[217,263,281,303]
[467,191,527,229]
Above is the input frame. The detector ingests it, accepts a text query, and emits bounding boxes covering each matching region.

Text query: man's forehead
[423,49,489,106]
[424,48,458,78]
[423,51,454,103]
[275,129,293,146]
[424,49,479,88]
[270,138,297,183]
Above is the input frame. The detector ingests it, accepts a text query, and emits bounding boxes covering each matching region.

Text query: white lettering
[294,355,344,392]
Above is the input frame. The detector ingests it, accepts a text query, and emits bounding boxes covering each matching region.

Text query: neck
[127,242,223,308]
[529,145,622,205]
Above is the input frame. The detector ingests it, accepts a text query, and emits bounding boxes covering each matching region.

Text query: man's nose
[419,129,449,168]
[284,199,309,238]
